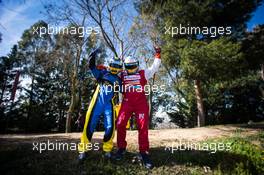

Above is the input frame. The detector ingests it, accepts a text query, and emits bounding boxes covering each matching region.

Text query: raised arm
[88,49,102,79]
[144,47,161,80]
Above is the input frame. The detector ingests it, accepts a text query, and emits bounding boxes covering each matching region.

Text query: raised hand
[88,48,101,69]
[154,46,161,54]
[88,48,101,59]
[154,46,161,59]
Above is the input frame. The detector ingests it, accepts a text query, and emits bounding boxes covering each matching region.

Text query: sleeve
[144,58,161,81]
[89,52,102,80]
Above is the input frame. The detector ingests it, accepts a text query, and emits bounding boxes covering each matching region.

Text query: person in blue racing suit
[78,49,122,160]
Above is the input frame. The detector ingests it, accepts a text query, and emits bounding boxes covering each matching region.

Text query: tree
[73,0,136,59]
[18,21,53,131]
[52,27,106,132]
[243,24,264,81]
[136,0,262,127]
[44,0,136,132]
[179,38,244,126]
[43,1,98,132]
[0,45,22,132]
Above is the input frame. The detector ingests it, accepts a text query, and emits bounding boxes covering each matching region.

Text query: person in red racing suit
[114,47,161,169]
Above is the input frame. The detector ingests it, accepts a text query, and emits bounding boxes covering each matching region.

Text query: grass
[200,131,264,175]
[0,130,263,175]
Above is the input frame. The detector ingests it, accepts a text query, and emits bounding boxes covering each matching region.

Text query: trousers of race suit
[78,85,116,153]
[116,69,151,153]
[117,96,150,153]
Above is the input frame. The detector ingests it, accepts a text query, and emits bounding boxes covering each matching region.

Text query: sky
[247,1,264,30]
[0,0,44,56]
[0,0,264,57]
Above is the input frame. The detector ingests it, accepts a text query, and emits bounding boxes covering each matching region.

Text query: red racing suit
[117,54,161,153]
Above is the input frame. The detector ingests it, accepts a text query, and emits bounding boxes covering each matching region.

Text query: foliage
[203,130,264,174]
[0,20,106,133]
[136,0,264,127]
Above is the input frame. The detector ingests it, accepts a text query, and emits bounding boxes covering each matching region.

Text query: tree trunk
[65,111,72,133]
[66,92,75,133]
[26,75,35,132]
[194,79,205,127]
[65,71,77,133]
[261,64,264,81]
[65,44,81,133]
[260,64,264,98]
[0,75,7,104]
[148,83,153,129]
[119,41,124,60]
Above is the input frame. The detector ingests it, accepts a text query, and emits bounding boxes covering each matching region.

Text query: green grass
[201,131,264,175]
[0,130,263,175]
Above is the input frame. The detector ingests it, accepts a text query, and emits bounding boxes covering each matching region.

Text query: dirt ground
[0,124,261,148]
[0,123,263,175]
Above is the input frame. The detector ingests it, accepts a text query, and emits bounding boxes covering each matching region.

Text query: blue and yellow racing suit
[78,54,121,153]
